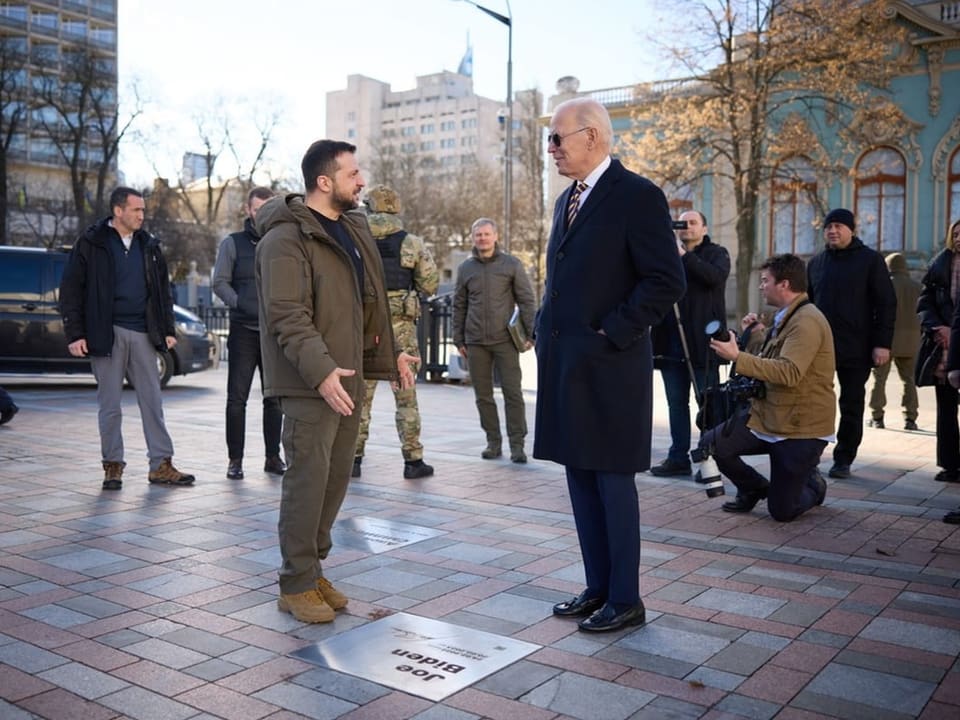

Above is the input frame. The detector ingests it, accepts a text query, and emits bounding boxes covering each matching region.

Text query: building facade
[547,1,960,315]
[0,0,118,245]
[327,71,522,183]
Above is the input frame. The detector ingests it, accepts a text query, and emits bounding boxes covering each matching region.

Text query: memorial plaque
[332,516,446,554]
[292,612,540,701]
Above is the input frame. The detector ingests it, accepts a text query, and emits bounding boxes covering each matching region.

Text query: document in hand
[507,306,529,352]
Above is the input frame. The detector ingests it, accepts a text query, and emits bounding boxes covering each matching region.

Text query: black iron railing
[189,295,459,381]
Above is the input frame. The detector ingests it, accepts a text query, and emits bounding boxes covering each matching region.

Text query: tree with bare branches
[623,0,910,316]
[33,42,142,230]
[509,88,548,298]
[0,36,29,245]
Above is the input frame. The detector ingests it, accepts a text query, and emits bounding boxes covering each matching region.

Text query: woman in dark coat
[917,218,960,484]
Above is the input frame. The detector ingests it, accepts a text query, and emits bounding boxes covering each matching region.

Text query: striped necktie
[566,181,587,228]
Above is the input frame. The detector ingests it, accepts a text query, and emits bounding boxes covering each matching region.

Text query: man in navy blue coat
[534,98,685,632]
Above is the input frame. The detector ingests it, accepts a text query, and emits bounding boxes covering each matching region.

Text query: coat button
[551,330,559,338]
[557,252,565,260]
[551,290,558,298]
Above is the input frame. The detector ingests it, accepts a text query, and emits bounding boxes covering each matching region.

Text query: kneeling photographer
[698,253,836,521]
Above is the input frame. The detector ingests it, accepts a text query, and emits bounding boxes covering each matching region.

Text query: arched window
[855,147,905,251]
[771,157,817,255]
[949,147,960,224]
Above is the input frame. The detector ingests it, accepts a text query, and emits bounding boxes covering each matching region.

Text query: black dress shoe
[226,459,243,480]
[828,462,851,479]
[935,469,960,483]
[578,601,646,632]
[553,591,605,617]
[649,458,692,477]
[721,487,767,513]
[264,455,286,475]
[351,457,362,478]
[944,508,960,525]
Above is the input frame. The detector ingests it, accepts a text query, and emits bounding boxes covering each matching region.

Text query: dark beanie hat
[824,208,855,232]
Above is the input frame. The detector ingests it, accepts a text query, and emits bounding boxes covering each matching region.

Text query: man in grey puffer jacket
[453,218,536,463]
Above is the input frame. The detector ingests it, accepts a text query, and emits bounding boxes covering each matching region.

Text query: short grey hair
[553,98,613,153]
[471,217,498,234]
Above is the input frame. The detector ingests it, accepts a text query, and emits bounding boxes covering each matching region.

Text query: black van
[0,246,214,386]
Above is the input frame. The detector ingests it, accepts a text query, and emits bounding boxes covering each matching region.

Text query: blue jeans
[226,323,282,461]
[660,360,718,464]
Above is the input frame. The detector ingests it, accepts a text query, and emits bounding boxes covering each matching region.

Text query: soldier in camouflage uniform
[353,185,439,479]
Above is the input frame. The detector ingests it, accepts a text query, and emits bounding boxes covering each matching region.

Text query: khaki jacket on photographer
[734,294,837,439]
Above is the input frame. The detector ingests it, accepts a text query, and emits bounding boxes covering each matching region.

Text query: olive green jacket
[255,194,397,401]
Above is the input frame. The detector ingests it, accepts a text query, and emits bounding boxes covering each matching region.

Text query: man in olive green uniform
[353,186,439,479]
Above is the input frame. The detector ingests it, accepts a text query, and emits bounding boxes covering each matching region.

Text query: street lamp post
[458,0,512,252]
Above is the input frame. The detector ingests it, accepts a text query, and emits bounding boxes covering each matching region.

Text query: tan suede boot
[148,458,195,486]
[102,461,125,490]
[277,589,335,623]
[316,577,348,610]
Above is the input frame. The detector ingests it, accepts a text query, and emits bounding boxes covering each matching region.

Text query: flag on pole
[458,35,473,77]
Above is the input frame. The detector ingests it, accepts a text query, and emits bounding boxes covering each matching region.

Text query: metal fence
[189,295,460,382]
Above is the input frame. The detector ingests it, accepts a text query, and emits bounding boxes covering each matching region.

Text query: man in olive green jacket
[700,253,836,522]
[453,218,536,462]
[255,140,416,624]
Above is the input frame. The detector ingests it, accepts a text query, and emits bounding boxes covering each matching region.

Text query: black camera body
[718,375,766,403]
[671,220,688,230]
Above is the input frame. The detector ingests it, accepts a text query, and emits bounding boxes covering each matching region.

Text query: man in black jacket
[59,187,196,491]
[650,211,730,477]
[807,208,896,479]
[213,187,285,480]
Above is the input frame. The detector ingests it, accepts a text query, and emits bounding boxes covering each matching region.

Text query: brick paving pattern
[0,367,957,719]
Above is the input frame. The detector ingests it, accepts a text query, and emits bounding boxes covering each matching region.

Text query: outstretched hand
[317,367,357,416]
[395,352,418,391]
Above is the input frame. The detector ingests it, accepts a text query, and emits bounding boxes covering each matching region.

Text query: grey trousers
[277,395,361,594]
[90,325,174,471]
[466,341,526,450]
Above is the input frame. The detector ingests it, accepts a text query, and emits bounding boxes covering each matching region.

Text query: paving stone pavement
[0,366,958,720]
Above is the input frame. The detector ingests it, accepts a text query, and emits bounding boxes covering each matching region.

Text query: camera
[704,319,729,342]
[671,220,688,230]
[690,446,724,497]
[718,374,766,403]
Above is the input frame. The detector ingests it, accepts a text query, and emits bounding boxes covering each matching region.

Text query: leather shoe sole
[578,601,646,632]
[649,462,692,477]
[553,592,605,617]
[721,488,768,513]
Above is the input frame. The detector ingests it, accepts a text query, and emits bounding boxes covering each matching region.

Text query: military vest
[229,230,259,328]
[376,230,414,292]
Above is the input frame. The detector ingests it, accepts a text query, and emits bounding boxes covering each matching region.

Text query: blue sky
[118,0,672,185]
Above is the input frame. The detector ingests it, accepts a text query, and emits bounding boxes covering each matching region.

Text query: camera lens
[695,457,726,498]
[705,320,728,342]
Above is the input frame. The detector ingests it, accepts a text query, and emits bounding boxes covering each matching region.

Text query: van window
[0,254,42,296]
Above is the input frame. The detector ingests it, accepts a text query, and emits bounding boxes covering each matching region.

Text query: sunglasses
[547,126,589,147]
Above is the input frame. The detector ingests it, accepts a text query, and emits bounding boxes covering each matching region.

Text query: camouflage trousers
[355,318,423,461]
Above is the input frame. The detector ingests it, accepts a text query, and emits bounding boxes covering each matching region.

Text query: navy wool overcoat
[533,159,686,473]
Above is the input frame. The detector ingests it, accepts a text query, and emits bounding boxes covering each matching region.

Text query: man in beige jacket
[699,253,836,522]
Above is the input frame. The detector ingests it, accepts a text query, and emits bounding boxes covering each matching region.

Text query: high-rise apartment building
[327,70,528,183]
[0,0,118,244]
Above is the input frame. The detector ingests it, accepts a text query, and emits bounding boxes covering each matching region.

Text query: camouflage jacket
[367,212,439,320]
